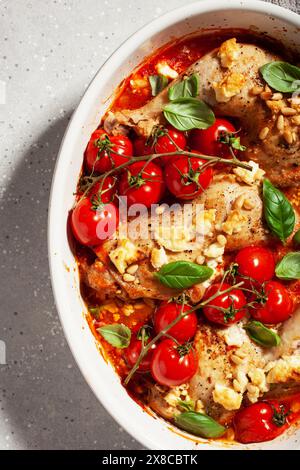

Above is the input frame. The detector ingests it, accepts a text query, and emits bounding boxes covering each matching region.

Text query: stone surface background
[0,0,299,450]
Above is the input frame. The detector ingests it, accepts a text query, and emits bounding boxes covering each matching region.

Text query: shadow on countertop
[0,113,144,450]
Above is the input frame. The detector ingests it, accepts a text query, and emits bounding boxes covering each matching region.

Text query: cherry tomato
[85,129,133,174]
[89,176,117,203]
[203,283,247,326]
[164,154,213,200]
[251,280,294,324]
[154,302,198,342]
[151,339,197,387]
[125,337,157,372]
[234,401,289,444]
[133,126,186,165]
[235,246,275,284]
[71,197,118,246]
[188,118,236,158]
[119,160,164,208]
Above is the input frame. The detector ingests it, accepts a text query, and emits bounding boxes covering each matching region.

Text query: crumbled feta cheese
[233,160,265,185]
[153,224,194,252]
[204,241,225,258]
[218,38,241,68]
[267,355,300,384]
[213,72,245,103]
[220,324,247,347]
[109,239,140,274]
[150,246,168,269]
[222,209,247,235]
[212,383,243,410]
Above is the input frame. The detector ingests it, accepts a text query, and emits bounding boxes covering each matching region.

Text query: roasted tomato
[119,160,164,207]
[251,280,294,324]
[85,129,133,174]
[188,118,237,158]
[71,197,118,246]
[89,176,117,202]
[235,246,275,284]
[164,154,213,200]
[151,339,197,387]
[125,337,157,372]
[202,283,247,326]
[154,302,198,342]
[133,126,186,165]
[234,401,290,444]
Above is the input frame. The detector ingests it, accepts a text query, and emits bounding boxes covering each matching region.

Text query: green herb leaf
[168,74,199,100]
[244,321,281,348]
[97,324,131,349]
[263,179,295,243]
[177,399,195,412]
[293,229,300,247]
[260,61,300,93]
[149,74,168,96]
[275,252,300,280]
[163,98,215,131]
[175,411,226,439]
[89,307,100,320]
[154,261,213,289]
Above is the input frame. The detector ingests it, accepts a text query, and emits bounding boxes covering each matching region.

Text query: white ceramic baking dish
[48,0,300,449]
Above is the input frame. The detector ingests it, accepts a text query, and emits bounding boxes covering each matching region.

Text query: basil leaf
[293,229,300,247]
[260,61,300,93]
[168,74,199,100]
[244,321,281,348]
[163,98,215,131]
[154,261,213,289]
[149,74,168,96]
[175,411,226,439]
[97,324,131,349]
[275,252,300,280]
[263,179,295,243]
[90,307,100,320]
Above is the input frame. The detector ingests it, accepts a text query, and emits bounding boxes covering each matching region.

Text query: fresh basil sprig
[275,252,300,280]
[97,324,131,348]
[154,261,213,289]
[263,179,295,243]
[149,74,168,96]
[260,61,300,93]
[163,98,215,131]
[168,74,199,100]
[293,229,300,247]
[175,411,226,439]
[244,321,281,348]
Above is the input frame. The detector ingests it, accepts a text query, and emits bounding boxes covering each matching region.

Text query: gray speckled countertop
[0,0,298,451]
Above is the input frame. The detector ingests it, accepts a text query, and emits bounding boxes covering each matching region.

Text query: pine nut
[231,354,244,365]
[123,273,135,282]
[251,86,264,95]
[243,198,255,210]
[260,91,272,100]
[217,234,227,246]
[196,255,205,265]
[277,114,285,131]
[265,84,272,93]
[284,129,293,144]
[292,115,300,125]
[281,107,297,116]
[233,194,245,209]
[233,379,242,392]
[126,264,139,274]
[259,127,269,140]
[271,92,283,100]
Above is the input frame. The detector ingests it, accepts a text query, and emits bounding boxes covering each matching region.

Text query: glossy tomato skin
[85,129,133,174]
[189,118,236,158]
[203,283,247,326]
[89,176,117,203]
[71,198,118,246]
[119,160,164,208]
[125,338,157,372]
[155,127,186,165]
[164,155,213,200]
[234,401,289,444]
[154,302,198,342]
[251,281,294,324]
[151,339,197,387]
[235,246,275,284]
[133,137,153,157]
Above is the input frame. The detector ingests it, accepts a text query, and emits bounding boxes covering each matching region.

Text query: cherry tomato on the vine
[235,246,275,284]
[188,118,237,159]
[154,302,198,342]
[202,283,247,326]
[164,154,213,200]
[234,401,289,444]
[85,129,133,174]
[89,176,117,203]
[71,197,118,246]
[251,280,294,324]
[151,339,197,387]
[119,160,164,207]
[125,337,157,372]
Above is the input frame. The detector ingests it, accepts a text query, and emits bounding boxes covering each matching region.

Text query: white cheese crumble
[109,239,140,274]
